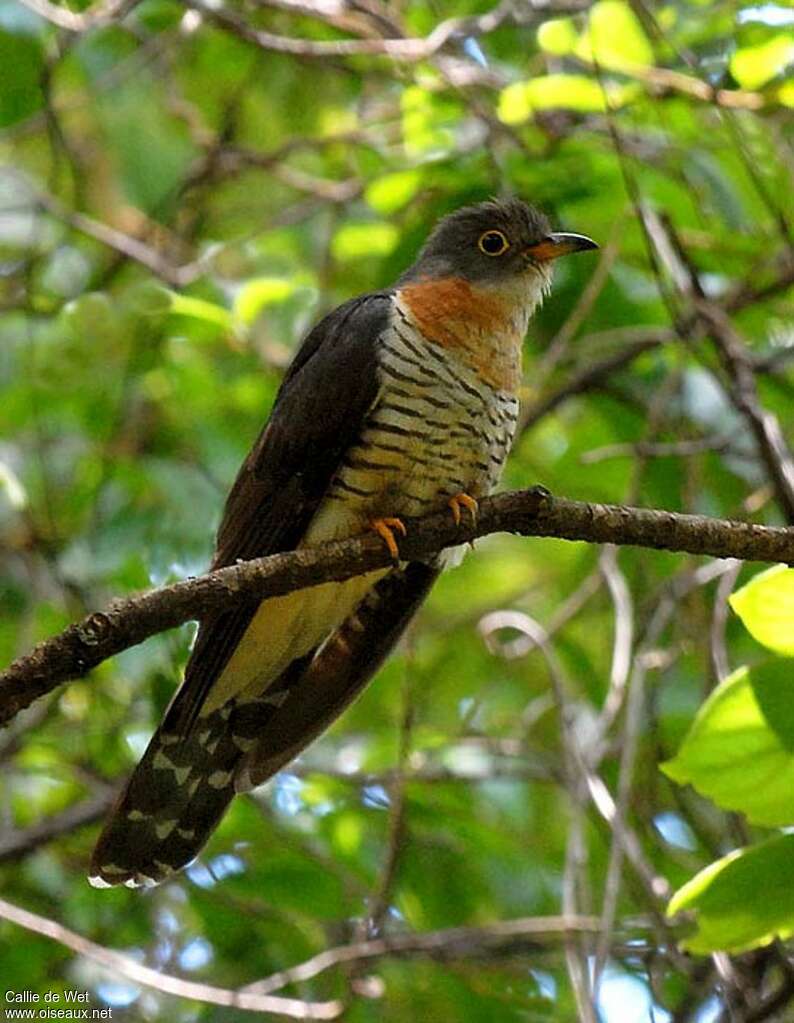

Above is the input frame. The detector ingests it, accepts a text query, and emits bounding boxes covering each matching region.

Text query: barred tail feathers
[89,564,438,888]
[88,702,242,888]
[88,683,305,889]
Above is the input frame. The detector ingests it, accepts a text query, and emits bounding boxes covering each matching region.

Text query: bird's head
[400,197,597,304]
[396,198,597,391]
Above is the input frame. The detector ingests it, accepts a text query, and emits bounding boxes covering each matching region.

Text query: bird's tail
[88,693,282,888]
[87,703,241,887]
[89,562,439,888]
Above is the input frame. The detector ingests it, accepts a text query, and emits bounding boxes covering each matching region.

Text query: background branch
[0,895,343,1019]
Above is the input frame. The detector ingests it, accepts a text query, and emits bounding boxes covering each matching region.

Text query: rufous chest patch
[399,276,524,393]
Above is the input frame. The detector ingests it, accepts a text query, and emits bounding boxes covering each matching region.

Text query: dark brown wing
[165,291,392,734]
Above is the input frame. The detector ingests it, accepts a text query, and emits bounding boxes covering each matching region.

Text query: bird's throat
[398,276,536,393]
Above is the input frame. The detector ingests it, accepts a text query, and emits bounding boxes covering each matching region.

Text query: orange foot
[448,492,479,527]
[370,517,407,562]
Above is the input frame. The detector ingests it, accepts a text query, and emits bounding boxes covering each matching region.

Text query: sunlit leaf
[233,277,296,325]
[365,169,423,215]
[731,33,794,90]
[730,565,794,656]
[0,460,27,509]
[668,834,794,953]
[537,18,577,56]
[331,221,399,261]
[167,293,233,331]
[662,663,794,826]
[401,84,457,155]
[499,75,630,124]
[778,81,794,106]
[331,809,364,855]
[577,0,654,71]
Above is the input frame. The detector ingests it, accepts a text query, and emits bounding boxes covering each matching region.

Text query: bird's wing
[89,561,437,887]
[236,561,440,790]
[89,293,399,887]
[164,291,392,735]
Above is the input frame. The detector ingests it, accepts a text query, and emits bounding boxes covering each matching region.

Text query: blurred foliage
[665,567,794,953]
[0,0,793,1019]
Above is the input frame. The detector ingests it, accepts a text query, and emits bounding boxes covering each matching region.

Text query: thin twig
[31,186,205,287]
[597,546,634,732]
[185,0,518,61]
[16,0,139,31]
[581,434,737,464]
[709,561,742,684]
[518,332,672,436]
[697,301,794,523]
[0,788,117,861]
[244,914,609,996]
[594,598,667,986]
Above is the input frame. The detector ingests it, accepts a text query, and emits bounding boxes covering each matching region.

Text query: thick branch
[2,487,793,728]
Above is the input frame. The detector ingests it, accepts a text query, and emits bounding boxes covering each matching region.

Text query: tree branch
[184,0,519,61]
[16,0,139,32]
[697,300,794,522]
[0,894,343,1019]
[2,487,793,729]
[245,914,607,996]
[0,788,117,862]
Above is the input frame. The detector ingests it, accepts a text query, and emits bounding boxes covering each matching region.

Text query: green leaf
[536,18,577,56]
[96,77,195,217]
[576,0,654,72]
[750,661,794,751]
[167,293,233,331]
[731,33,794,90]
[0,30,43,126]
[498,75,616,124]
[365,169,423,215]
[233,277,297,325]
[400,84,457,155]
[668,834,794,953]
[662,662,794,826]
[779,81,794,107]
[331,221,399,261]
[730,565,794,656]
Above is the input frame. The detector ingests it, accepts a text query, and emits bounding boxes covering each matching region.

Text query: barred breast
[320,295,520,527]
[200,288,522,710]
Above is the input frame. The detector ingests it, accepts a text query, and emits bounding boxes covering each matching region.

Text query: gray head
[399,197,597,286]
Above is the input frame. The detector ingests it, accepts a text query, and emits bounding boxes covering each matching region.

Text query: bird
[89,197,596,888]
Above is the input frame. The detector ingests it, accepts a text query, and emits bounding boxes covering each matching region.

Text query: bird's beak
[523,232,598,262]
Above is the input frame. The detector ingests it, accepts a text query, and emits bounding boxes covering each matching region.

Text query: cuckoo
[89,197,596,888]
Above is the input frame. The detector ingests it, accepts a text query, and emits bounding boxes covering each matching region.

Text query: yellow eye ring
[478,230,510,256]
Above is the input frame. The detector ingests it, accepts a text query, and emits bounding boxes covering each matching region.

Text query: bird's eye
[478,230,510,256]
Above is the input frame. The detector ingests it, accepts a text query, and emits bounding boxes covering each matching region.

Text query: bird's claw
[448,493,478,527]
[370,517,407,562]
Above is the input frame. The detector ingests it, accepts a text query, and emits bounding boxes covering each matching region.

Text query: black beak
[524,232,599,262]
